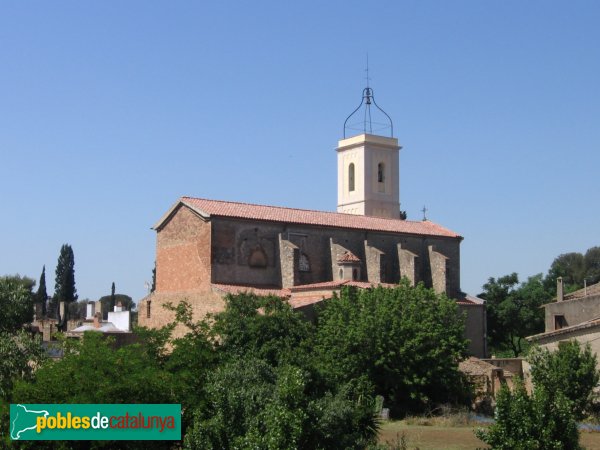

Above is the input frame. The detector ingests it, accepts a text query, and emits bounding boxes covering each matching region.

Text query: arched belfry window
[348,163,355,192]
[377,163,385,183]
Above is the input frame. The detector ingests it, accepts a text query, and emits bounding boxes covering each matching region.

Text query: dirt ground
[379,422,600,450]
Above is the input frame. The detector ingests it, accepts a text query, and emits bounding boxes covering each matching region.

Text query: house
[527,278,600,365]
[138,85,487,357]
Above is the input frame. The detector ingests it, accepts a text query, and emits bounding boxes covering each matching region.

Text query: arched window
[348,163,355,192]
[146,300,152,318]
[377,163,385,183]
[339,268,344,279]
[352,268,358,280]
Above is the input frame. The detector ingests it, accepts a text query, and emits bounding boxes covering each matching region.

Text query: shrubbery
[4,283,473,448]
[476,380,581,450]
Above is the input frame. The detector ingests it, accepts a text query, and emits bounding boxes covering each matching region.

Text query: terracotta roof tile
[290,280,396,292]
[459,357,501,377]
[338,251,361,263]
[563,281,600,301]
[156,197,462,239]
[289,295,334,309]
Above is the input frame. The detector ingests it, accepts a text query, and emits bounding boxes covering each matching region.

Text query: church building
[138,86,486,357]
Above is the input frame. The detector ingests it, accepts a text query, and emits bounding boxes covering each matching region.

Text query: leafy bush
[476,380,581,450]
[529,340,599,420]
[314,282,470,416]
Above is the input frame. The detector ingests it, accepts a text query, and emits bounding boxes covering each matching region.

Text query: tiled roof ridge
[181,195,435,227]
[175,196,462,239]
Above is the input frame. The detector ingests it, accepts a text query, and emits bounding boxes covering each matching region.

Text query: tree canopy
[5,285,478,447]
[476,379,581,450]
[544,246,600,295]
[0,330,46,401]
[0,275,35,334]
[313,282,470,416]
[529,340,599,421]
[479,273,547,356]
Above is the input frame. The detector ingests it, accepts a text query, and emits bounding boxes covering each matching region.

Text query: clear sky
[1,1,599,302]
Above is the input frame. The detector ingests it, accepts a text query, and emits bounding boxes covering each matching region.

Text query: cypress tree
[110,282,116,312]
[35,265,48,317]
[53,244,78,320]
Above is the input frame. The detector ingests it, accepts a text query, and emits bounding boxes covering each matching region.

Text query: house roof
[542,281,600,307]
[459,357,502,377]
[337,251,361,263]
[563,281,600,301]
[154,197,462,239]
[289,280,396,292]
[211,281,481,312]
[527,316,600,342]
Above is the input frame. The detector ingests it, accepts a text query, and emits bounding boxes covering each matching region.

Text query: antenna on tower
[343,57,394,138]
[365,53,371,88]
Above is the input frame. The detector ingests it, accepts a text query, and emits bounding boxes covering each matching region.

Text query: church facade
[138,96,486,357]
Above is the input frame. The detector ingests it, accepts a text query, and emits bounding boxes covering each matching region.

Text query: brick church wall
[156,206,212,293]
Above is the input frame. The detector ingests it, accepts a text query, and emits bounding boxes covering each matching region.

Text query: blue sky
[1,1,599,302]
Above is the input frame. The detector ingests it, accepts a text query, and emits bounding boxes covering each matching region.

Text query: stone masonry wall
[428,245,449,295]
[209,215,461,296]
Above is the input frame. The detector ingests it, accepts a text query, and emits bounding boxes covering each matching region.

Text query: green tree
[98,294,135,319]
[476,380,581,450]
[51,244,78,320]
[10,332,176,449]
[173,295,378,449]
[0,331,46,400]
[313,282,469,416]
[584,246,600,285]
[160,301,218,431]
[545,252,586,295]
[211,293,312,367]
[110,282,116,313]
[67,299,89,320]
[479,273,548,356]
[34,266,48,317]
[183,357,377,450]
[0,275,35,333]
[529,341,599,421]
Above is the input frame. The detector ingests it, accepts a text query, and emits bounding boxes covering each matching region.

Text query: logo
[9,404,181,441]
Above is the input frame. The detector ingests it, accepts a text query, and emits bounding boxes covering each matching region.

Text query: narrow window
[299,253,310,272]
[348,163,355,192]
[147,300,152,319]
[352,268,358,280]
[554,315,567,330]
[339,268,344,279]
[378,163,385,183]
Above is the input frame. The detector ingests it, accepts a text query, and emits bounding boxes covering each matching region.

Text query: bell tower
[337,85,401,219]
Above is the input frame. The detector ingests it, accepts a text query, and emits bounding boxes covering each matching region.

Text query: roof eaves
[152,198,211,231]
[527,319,600,342]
